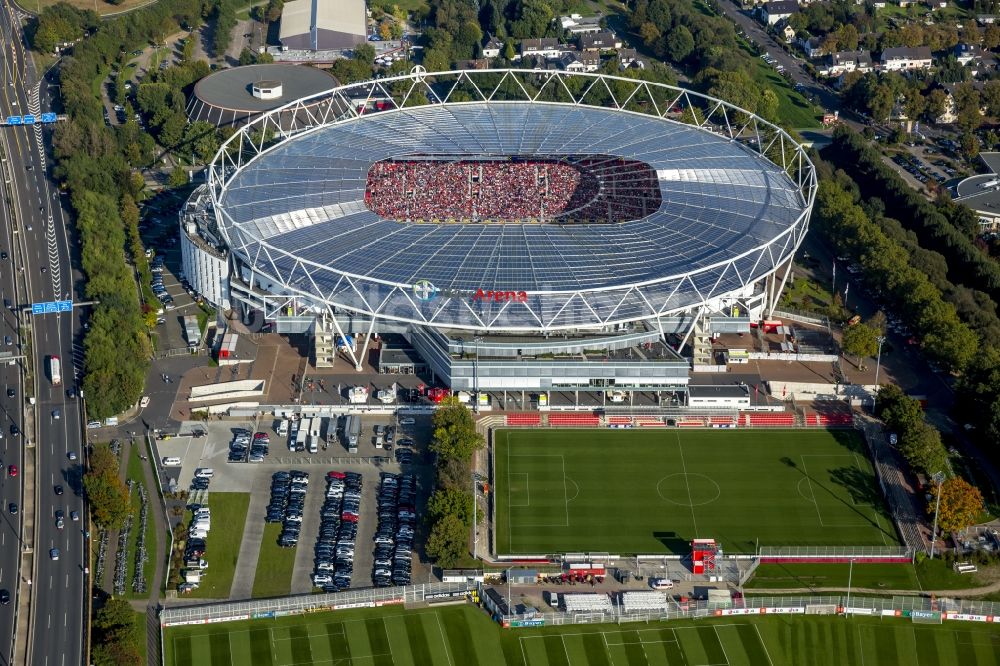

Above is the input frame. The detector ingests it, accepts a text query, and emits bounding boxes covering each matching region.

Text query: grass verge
[250,523,297,598]
[182,492,250,598]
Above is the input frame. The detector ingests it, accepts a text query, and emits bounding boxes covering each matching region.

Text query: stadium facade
[181,69,816,397]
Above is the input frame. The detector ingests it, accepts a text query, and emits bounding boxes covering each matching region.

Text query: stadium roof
[211,70,814,331]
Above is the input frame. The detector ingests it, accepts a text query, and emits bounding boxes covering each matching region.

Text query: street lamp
[872,335,886,413]
[845,557,854,615]
[929,470,946,558]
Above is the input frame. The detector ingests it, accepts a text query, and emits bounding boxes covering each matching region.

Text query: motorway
[0,2,85,666]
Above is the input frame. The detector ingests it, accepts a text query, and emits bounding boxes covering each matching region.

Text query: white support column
[326,308,361,369]
[675,307,703,357]
[354,316,378,371]
[767,253,796,319]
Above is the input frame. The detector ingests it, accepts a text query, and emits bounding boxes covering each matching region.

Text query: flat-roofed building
[279,0,367,51]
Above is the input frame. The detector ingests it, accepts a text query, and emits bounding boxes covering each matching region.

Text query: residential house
[762,1,799,26]
[781,24,796,42]
[935,88,958,124]
[820,50,873,76]
[559,14,603,34]
[558,51,600,72]
[894,0,917,6]
[926,0,947,7]
[579,31,622,51]
[954,43,987,65]
[482,36,504,59]
[518,38,564,60]
[455,59,491,71]
[797,35,827,58]
[616,48,647,69]
[880,46,933,71]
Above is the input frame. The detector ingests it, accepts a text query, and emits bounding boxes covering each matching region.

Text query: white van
[308,436,318,454]
[162,457,181,467]
[277,419,289,436]
[194,468,214,479]
[189,528,208,539]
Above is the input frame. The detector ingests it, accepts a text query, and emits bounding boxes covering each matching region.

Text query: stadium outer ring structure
[207,69,816,345]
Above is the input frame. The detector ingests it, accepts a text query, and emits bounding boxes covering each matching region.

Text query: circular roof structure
[210,70,815,331]
[187,64,335,127]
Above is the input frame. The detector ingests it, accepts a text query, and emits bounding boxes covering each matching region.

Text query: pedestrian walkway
[229,478,269,599]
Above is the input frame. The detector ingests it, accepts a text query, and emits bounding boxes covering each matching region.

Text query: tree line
[425,398,484,568]
[31,0,231,416]
[822,129,1000,344]
[812,171,980,371]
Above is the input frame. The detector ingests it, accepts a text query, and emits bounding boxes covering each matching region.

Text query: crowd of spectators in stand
[365,155,662,223]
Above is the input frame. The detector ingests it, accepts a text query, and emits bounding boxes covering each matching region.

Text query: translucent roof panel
[218,101,808,316]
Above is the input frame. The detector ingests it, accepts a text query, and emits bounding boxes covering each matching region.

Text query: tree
[238,47,256,65]
[83,443,130,529]
[424,513,468,567]
[353,42,375,64]
[92,598,142,665]
[930,477,984,534]
[430,397,484,462]
[664,25,694,63]
[168,167,189,187]
[841,321,879,369]
[503,40,516,61]
[427,487,474,524]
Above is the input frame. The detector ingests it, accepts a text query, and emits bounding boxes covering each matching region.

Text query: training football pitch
[494,428,900,555]
[164,603,1000,665]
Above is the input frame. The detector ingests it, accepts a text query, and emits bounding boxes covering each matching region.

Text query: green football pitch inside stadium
[164,603,1000,665]
[494,428,900,555]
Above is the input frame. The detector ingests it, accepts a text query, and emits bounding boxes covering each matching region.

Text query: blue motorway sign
[21,115,35,125]
[5,116,20,125]
[40,113,57,123]
[31,300,72,315]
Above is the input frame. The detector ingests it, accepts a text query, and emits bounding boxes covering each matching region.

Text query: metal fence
[159,582,473,626]
[758,546,912,559]
[497,593,1000,627]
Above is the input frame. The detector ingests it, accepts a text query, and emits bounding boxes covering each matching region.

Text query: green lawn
[133,610,148,664]
[251,523,297,598]
[494,429,899,555]
[164,602,1000,666]
[746,563,921,591]
[751,60,822,129]
[183,493,250,599]
[123,446,157,600]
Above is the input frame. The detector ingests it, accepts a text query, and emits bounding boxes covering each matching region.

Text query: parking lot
[151,413,433,595]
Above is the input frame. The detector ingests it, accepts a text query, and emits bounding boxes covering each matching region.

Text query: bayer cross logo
[413,280,437,301]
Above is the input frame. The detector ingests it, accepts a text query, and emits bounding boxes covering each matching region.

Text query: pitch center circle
[656,473,722,507]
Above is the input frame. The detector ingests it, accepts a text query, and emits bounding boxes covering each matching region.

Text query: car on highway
[67,451,77,461]
[54,485,63,496]
[71,510,79,521]
[8,502,16,514]
[52,409,61,419]
[4,335,10,345]
[0,251,6,259]
[6,388,14,398]
[9,424,18,436]
[49,548,59,561]
[7,465,16,477]
[0,590,9,605]
[55,510,64,529]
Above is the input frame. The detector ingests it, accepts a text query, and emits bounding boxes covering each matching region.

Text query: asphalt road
[0,3,85,666]
[0,4,26,656]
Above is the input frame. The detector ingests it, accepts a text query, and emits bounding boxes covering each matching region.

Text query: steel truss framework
[208,69,816,333]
